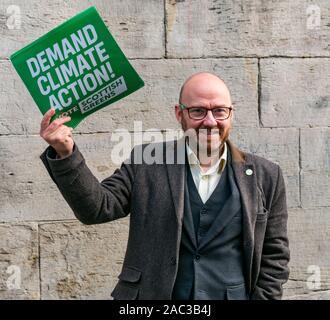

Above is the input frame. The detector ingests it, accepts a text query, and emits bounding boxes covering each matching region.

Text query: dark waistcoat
[172,148,248,300]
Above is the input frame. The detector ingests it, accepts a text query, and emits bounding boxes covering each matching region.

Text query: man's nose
[202,110,218,126]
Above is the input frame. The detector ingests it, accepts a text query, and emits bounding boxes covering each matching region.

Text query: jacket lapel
[165,138,186,226]
[182,179,198,247]
[227,140,258,293]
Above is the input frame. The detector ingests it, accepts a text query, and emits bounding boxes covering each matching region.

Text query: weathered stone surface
[0,223,39,299]
[0,60,41,135]
[231,127,300,208]
[0,135,72,221]
[301,128,330,171]
[260,58,330,127]
[300,128,330,208]
[166,0,330,57]
[39,220,128,299]
[301,171,330,208]
[285,290,330,300]
[283,208,330,298]
[0,0,164,59]
[0,58,258,135]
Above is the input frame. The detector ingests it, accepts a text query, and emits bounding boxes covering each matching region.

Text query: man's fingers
[67,127,73,138]
[58,126,74,140]
[45,125,74,145]
[44,116,71,134]
[40,108,56,132]
[46,123,72,138]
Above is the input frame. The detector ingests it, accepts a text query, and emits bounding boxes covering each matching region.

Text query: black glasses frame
[179,103,234,120]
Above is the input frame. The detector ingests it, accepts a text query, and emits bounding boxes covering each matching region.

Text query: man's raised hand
[40,108,74,159]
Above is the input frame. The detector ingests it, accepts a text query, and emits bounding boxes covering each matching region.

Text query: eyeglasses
[179,103,234,120]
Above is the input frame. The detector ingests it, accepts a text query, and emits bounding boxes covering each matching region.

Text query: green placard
[10,6,144,128]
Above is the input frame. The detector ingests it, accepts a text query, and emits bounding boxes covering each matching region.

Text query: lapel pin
[245,169,253,176]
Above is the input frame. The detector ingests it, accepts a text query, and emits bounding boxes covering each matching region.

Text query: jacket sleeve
[251,165,290,299]
[40,143,135,225]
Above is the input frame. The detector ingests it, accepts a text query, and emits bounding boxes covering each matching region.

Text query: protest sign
[10,6,144,128]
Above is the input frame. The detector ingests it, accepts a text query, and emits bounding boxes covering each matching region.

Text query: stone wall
[0,0,329,299]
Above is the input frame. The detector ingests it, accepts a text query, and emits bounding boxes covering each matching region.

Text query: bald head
[175,72,234,160]
[179,72,232,105]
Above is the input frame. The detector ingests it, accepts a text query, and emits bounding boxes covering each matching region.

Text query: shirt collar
[186,142,227,175]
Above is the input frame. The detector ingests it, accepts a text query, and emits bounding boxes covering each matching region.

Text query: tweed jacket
[40,138,290,300]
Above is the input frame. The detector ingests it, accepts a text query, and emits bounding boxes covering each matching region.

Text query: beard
[182,120,231,159]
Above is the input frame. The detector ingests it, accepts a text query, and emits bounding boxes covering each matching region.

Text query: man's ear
[230,107,234,123]
[174,104,182,122]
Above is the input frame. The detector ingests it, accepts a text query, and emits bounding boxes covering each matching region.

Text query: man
[40,72,290,300]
